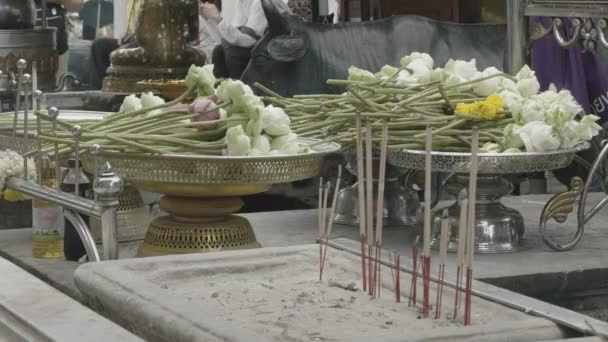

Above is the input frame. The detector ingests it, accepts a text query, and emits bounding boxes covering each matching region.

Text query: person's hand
[199,3,221,22]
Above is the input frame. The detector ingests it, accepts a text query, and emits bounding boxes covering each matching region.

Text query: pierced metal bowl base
[137,215,261,257]
[333,181,421,227]
[431,200,532,254]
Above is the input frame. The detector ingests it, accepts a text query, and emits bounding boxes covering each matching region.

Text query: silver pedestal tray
[388,145,588,253]
[333,152,421,227]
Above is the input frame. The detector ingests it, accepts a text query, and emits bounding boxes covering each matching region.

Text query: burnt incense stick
[365,119,374,296]
[435,209,451,319]
[373,120,389,299]
[464,128,479,326]
[318,177,324,278]
[355,113,367,291]
[422,125,433,317]
[320,166,342,281]
[454,190,468,320]
[409,235,421,306]
[395,252,401,303]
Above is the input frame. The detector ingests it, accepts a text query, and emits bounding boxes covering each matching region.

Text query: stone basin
[74,244,572,342]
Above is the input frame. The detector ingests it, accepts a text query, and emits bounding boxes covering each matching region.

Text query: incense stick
[435,209,450,319]
[319,181,331,281]
[454,190,468,319]
[365,119,374,296]
[373,120,389,299]
[355,113,367,292]
[318,176,324,278]
[464,128,479,326]
[422,125,433,317]
[320,166,342,281]
[396,253,401,302]
[408,236,420,306]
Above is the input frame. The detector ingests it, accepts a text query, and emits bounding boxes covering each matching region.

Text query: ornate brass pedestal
[102,0,205,95]
[81,139,340,257]
[136,184,269,257]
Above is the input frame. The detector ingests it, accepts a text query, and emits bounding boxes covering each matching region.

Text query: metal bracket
[539,177,584,251]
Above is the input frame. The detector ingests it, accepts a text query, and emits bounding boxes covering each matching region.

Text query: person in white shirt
[200,0,290,79]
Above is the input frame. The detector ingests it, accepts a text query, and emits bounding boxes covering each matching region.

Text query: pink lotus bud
[190,97,220,130]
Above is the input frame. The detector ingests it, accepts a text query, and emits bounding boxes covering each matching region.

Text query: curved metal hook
[598,19,608,49]
[539,177,584,251]
[527,21,554,52]
[553,18,582,49]
[64,209,101,262]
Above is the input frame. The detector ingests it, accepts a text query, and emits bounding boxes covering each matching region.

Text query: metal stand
[507,1,608,250]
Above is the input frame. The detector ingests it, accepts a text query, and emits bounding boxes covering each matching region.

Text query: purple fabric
[530,17,608,121]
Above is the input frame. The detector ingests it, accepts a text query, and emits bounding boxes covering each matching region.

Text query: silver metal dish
[81,138,341,186]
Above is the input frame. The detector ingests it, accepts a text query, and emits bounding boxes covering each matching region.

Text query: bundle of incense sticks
[422,125,433,317]
[435,209,451,319]
[370,120,389,299]
[355,113,367,292]
[453,189,468,320]
[464,128,480,325]
[318,166,342,281]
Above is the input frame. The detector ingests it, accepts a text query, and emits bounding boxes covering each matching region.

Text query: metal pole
[41,0,48,29]
[22,74,31,180]
[507,0,528,74]
[12,59,26,139]
[5,177,104,218]
[64,210,101,262]
[94,162,123,261]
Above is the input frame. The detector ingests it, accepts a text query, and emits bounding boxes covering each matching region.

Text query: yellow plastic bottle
[32,159,64,259]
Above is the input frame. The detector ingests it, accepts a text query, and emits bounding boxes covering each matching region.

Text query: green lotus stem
[414,119,467,138]
[101,110,189,133]
[103,135,170,154]
[88,85,197,130]
[141,117,244,135]
[254,82,286,99]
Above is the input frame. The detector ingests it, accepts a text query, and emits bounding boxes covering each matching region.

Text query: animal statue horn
[261,0,291,36]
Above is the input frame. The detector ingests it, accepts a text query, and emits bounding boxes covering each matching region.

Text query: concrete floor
[1,193,606,301]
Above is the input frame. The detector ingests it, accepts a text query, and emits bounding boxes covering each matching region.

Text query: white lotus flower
[119,94,142,113]
[499,90,524,120]
[473,67,503,96]
[516,77,541,98]
[260,105,292,136]
[498,77,517,92]
[502,123,524,149]
[444,58,478,82]
[577,114,603,141]
[480,142,501,153]
[141,92,165,116]
[515,65,536,80]
[521,99,545,123]
[559,121,581,149]
[503,148,523,153]
[224,125,251,156]
[514,121,561,152]
[400,52,434,69]
[407,59,432,83]
[396,70,418,86]
[249,135,271,156]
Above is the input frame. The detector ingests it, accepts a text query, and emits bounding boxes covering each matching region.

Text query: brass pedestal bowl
[82,139,340,256]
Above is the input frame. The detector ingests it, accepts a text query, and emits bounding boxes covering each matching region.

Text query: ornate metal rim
[388,143,590,174]
[81,138,341,185]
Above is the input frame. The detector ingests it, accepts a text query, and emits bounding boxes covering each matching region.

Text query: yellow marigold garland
[455,94,505,120]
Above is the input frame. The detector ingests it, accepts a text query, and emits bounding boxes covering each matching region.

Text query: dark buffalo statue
[241,0,507,96]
